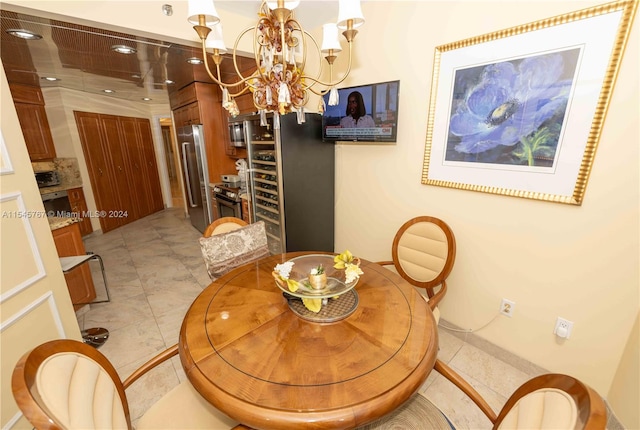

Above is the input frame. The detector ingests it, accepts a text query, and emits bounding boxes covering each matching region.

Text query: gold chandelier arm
[301,40,354,89]
[198,24,264,94]
[199,37,241,90]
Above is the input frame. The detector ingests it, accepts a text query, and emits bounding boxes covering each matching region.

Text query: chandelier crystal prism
[187,0,364,121]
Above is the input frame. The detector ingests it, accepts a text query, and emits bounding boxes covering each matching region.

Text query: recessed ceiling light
[103,89,116,93]
[41,76,60,82]
[164,79,175,85]
[111,44,137,54]
[186,57,203,65]
[142,97,152,101]
[6,29,42,40]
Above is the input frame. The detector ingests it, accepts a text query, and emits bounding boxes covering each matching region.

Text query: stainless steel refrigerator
[178,124,212,233]
[245,112,334,254]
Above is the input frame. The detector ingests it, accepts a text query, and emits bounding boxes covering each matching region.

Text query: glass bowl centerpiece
[272,251,363,313]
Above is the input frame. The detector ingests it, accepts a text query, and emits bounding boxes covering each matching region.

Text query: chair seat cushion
[137,380,239,429]
[498,388,578,429]
[200,221,270,279]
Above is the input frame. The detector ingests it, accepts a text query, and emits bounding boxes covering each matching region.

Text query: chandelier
[187,0,365,123]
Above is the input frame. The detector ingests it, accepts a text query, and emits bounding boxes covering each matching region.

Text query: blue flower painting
[446,49,580,167]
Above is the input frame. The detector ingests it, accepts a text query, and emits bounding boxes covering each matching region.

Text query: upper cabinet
[169,82,237,179]
[9,83,57,160]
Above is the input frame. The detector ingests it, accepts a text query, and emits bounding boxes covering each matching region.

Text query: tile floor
[77,208,564,429]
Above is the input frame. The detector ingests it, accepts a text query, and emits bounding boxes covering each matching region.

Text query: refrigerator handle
[182,141,197,208]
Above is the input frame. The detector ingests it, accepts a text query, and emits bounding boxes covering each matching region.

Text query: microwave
[35,170,61,188]
[228,120,246,147]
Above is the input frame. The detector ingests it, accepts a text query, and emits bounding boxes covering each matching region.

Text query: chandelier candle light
[187,0,365,124]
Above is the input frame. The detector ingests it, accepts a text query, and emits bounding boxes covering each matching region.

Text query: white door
[0,63,81,429]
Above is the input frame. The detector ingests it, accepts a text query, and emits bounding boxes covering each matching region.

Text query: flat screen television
[322,80,400,143]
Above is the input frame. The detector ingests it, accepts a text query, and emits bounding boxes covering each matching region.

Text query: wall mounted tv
[322,80,400,143]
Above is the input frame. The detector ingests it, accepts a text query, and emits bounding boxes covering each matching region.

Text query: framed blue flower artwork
[421,0,637,205]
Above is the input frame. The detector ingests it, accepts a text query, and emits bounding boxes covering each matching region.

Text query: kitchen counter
[39,184,80,194]
[48,216,79,231]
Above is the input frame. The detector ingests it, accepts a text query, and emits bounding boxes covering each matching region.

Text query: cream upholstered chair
[376,216,456,322]
[433,359,607,429]
[12,339,242,429]
[200,220,270,280]
[362,359,607,429]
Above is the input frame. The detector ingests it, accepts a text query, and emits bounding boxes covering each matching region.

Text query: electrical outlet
[500,299,515,317]
[554,317,574,339]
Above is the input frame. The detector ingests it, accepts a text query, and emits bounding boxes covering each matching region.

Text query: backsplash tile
[32,158,82,189]
[54,158,82,188]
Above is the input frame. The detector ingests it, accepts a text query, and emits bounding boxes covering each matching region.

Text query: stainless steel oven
[212,183,243,219]
[42,190,72,216]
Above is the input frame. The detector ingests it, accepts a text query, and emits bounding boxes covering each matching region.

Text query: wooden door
[74,111,121,233]
[136,118,164,214]
[99,114,137,223]
[119,116,152,218]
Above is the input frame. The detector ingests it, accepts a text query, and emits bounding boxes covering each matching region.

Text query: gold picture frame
[421,1,637,205]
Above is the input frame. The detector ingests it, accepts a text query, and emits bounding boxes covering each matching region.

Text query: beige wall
[335,1,638,425]
[607,312,640,428]
[2,0,638,426]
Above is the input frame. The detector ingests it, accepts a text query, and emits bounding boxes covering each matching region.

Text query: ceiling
[0,7,257,105]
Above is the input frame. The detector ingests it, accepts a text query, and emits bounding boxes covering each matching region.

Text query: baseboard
[438,318,624,430]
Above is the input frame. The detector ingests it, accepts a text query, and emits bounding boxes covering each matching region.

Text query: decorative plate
[273,254,359,300]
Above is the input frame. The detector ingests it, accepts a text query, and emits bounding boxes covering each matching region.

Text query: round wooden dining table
[179,252,439,430]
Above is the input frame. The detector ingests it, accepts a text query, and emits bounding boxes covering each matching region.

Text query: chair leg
[79,253,110,349]
[86,253,110,304]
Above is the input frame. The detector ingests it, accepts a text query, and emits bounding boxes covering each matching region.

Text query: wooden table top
[179,252,439,430]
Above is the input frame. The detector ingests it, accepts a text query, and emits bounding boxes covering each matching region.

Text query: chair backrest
[200,220,270,280]
[12,339,132,430]
[391,216,456,305]
[495,373,607,430]
[203,217,248,238]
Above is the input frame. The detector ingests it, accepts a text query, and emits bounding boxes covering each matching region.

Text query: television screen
[322,80,400,143]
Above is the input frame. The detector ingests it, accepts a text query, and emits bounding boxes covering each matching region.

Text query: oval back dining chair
[203,217,248,238]
[200,219,270,280]
[377,216,456,321]
[362,359,607,430]
[12,339,241,430]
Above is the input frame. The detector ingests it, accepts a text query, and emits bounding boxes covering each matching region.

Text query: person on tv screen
[340,91,375,128]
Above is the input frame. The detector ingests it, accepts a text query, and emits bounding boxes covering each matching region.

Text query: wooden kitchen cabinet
[52,222,96,310]
[74,111,164,233]
[172,102,200,127]
[68,187,93,236]
[9,83,57,160]
[169,82,237,182]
